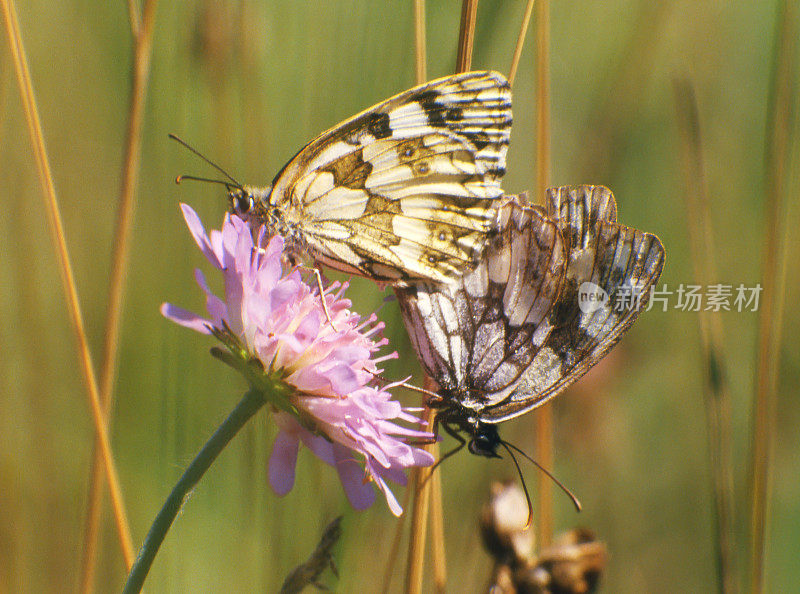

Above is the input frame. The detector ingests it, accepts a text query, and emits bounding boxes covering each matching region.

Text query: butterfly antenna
[499,440,535,528]
[501,440,582,513]
[168,133,243,188]
[174,174,233,188]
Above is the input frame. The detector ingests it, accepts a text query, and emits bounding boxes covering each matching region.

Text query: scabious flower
[162,205,434,515]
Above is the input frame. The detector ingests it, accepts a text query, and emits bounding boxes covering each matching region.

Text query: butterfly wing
[396,197,566,408]
[480,185,665,423]
[269,71,512,283]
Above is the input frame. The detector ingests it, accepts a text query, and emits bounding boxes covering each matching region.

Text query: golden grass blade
[420,7,445,571]
[380,484,411,592]
[532,0,553,549]
[414,0,426,84]
[534,0,550,205]
[455,0,478,73]
[405,404,436,594]
[405,13,446,591]
[0,0,135,570]
[508,0,535,87]
[673,78,737,594]
[750,2,796,591]
[429,466,447,593]
[127,0,141,39]
[79,1,159,591]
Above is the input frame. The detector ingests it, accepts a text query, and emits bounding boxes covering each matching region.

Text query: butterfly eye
[468,437,494,457]
[233,192,252,215]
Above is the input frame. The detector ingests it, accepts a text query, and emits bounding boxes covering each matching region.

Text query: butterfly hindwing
[267,71,512,283]
[396,197,566,408]
[480,185,665,422]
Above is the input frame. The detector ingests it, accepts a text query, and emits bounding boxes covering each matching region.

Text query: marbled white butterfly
[186,71,512,285]
[396,185,665,457]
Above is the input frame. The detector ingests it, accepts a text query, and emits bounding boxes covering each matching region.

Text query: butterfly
[395,185,665,458]
[179,71,512,285]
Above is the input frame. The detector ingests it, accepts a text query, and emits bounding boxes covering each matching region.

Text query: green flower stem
[122,389,267,594]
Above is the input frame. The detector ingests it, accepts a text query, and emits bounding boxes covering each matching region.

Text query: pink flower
[162,205,434,515]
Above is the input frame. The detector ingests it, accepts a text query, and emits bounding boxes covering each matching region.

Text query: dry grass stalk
[455,0,478,73]
[414,0,426,84]
[405,404,436,594]
[0,0,135,572]
[78,1,159,591]
[380,484,412,592]
[673,78,737,594]
[429,466,447,593]
[750,1,796,591]
[508,0,535,87]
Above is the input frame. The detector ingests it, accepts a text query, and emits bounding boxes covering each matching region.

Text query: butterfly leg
[436,421,467,466]
[289,259,340,331]
[311,267,339,332]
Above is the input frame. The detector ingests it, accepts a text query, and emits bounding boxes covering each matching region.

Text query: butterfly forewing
[266,71,512,283]
[480,185,665,423]
[396,197,566,408]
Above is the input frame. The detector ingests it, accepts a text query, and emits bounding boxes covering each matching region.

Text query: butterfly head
[228,185,273,222]
[467,423,502,458]
[228,186,254,217]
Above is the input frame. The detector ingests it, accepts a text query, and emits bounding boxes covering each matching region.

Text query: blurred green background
[1,1,798,592]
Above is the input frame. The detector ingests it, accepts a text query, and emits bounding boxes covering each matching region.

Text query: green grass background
[1,1,798,592]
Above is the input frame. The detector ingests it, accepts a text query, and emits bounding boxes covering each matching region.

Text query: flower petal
[180,204,221,268]
[368,464,403,516]
[268,430,300,496]
[160,303,212,334]
[333,444,375,511]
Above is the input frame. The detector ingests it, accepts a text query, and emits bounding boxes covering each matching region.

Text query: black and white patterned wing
[396,197,566,407]
[481,185,665,423]
[268,71,512,283]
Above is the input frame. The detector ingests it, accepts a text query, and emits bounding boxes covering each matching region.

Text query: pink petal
[269,279,302,312]
[297,428,336,466]
[268,431,300,495]
[264,234,284,257]
[372,473,403,516]
[333,444,375,511]
[296,363,360,395]
[160,303,212,334]
[193,269,227,325]
[180,204,221,268]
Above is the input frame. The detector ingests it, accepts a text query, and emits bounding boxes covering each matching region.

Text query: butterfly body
[426,394,502,457]
[397,186,665,456]
[226,71,512,284]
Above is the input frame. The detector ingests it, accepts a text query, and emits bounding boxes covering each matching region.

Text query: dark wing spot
[367,112,392,139]
[418,91,446,127]
[321,149,373,189]
[447,107,463,121]
[609,266,625,287]
[463,130,490,150]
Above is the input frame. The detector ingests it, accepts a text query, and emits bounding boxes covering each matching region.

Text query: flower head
[162,205,434,515]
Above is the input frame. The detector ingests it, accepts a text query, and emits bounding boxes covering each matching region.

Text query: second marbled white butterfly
[396,186,665,457]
